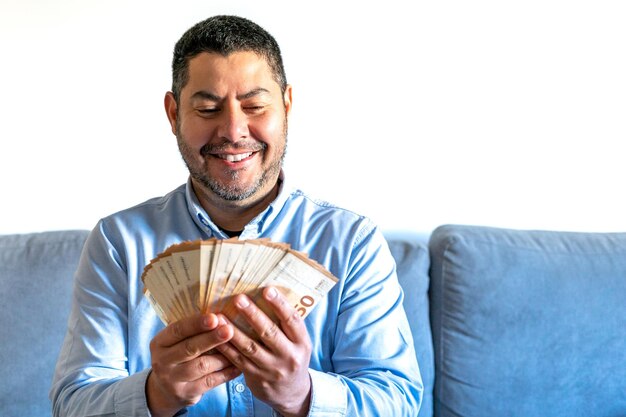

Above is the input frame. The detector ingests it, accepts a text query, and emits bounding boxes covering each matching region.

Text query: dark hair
[171,15,287,101]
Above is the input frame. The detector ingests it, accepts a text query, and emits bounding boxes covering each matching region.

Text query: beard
[176,122,287,202]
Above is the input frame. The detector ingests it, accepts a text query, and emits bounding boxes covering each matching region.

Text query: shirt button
[235,383,246,393]
[197,213,210,227]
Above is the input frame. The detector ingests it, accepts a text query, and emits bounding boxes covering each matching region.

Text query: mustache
[200,141,266,156]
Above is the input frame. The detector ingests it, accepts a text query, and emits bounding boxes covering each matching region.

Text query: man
[50,15,422,417]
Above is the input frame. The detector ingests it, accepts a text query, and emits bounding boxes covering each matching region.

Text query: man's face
[166,51,292,204]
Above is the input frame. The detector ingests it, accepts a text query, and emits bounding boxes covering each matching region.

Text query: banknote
[141,238,338,336]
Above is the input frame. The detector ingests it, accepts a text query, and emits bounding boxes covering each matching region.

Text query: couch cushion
[385,231,434,417]
[0,230,89,417]
[428,225,626,417]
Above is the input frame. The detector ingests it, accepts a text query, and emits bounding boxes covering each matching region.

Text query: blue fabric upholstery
[4,226,625,417]
[0,230,89,417]
[1,230,432,417]
[385,231,434,417]
[428,225,626,417]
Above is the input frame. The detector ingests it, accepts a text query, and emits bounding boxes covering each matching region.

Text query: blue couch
[1,225,625,417]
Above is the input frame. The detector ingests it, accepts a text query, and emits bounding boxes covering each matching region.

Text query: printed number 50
[294,295,315,317]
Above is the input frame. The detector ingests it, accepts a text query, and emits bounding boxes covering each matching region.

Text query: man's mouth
[201,142,265,162]
[214,151,255,162]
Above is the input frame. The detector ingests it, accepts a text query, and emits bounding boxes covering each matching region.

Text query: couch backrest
[428,225,626,417]
[1,230,433,417]
[385,231,434,417]
[0,230,89,417]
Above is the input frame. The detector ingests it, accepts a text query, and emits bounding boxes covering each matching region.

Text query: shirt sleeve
[49,221,153,417]
[306,223,424,417]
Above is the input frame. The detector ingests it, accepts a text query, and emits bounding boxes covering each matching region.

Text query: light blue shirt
[50,174,423,416]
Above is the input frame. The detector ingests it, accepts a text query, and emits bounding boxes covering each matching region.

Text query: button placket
[229,378,253,416]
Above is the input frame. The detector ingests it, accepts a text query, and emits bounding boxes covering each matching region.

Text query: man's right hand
[146,313,241,417]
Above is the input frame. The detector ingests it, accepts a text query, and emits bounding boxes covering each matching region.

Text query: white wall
[1,0,625,235]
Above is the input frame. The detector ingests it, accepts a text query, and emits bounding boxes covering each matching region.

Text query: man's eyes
[244,105,266,113]
[196,105,266,115]
[198,108,219,114]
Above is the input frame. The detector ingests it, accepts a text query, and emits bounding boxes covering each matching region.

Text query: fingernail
[236,295,250,309]
[203,314,217,329]
[265,287,277,300]
[218,325,230,339]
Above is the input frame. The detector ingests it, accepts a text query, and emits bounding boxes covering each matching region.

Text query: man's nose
[217,105,249,142]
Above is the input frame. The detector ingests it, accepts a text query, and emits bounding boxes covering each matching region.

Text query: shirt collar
[184,170,293,239]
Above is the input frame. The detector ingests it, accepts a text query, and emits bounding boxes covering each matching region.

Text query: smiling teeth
[221,152,252,162]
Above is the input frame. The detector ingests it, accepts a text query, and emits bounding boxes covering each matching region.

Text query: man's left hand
[215,286,312,417]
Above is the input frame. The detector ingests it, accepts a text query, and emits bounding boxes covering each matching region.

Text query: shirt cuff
[306,369,347,417]
[112,368,152,417]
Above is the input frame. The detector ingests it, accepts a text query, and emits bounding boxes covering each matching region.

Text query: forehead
[184,51,278,96]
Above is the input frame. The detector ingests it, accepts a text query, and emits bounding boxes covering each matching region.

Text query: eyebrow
[190,91,221,102]
[190,88,271,102]
[237,88,271,100]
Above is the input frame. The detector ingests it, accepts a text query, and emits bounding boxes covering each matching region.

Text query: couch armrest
[428,225,626,417]
[0,230,89,417]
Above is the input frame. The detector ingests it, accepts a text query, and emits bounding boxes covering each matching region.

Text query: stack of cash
[142,238,338,335]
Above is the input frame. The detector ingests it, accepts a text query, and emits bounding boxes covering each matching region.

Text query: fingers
[260,287,308,343]
[214,287,313,414]
[147,315,239,414]
[169,352,232,382]
[147,355,241,414]
[193,364,242,392]
[153,313,221,347]
[151,313,235,363]
[234,287,307,346]
[218,294,272,369]
[218,287,307,363]
[154,353,241,398]
[175,355,242,397]
[234,290,285,348]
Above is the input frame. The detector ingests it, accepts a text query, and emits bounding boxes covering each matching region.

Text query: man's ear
[283,84,293,117]
[164,91,178,135]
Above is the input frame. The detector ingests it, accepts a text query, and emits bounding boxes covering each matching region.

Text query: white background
[1,0,625,235]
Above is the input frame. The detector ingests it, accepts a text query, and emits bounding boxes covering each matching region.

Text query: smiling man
[50,15,422,417]
[168,50,290,233]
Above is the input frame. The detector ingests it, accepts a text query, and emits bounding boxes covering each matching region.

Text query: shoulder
[97,184,188,232]
[277,187,385,261]
[285,188,376,238]
[107,184,187,222]
[85,184,194,258]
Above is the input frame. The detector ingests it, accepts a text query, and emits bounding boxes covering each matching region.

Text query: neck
[192,179,280,233]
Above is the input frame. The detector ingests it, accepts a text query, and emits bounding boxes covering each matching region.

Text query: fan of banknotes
[141,238,338,335]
